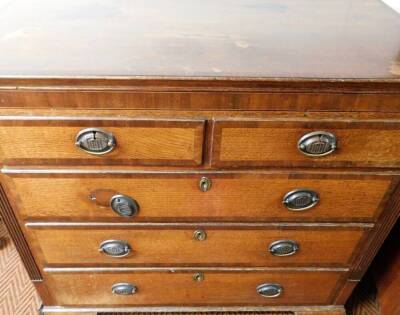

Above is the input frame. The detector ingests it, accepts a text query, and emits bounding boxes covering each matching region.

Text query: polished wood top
[1,0,400,79]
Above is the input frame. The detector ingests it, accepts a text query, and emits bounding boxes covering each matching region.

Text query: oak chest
[1,1,400,315]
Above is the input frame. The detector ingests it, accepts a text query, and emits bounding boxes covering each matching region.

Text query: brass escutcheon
[193,229,207,241]
[193,272,205,282]
[199,177,212,192]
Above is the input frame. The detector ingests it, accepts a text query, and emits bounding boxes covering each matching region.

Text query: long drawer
[28,225,366,266]
[44,270,342,306]
[0,118,205,166]
[212,119,400,168]
[8,172,393,222]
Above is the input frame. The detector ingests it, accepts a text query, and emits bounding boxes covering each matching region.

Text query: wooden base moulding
[40,306,346,315]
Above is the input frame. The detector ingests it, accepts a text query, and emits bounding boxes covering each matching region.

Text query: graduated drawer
[43,270,342,306]
[0,117,205,166]
[8,171,393,222]
[27,224,367,267]
[211,119,400,168]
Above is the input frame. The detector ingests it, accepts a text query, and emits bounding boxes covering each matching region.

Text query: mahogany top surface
[0,0,400,79]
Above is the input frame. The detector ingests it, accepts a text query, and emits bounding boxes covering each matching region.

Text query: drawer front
[29,227,365,266]
[0,118,205,166]
[44,270,342,306]
[10,173,392,222]
[212,120,400,168]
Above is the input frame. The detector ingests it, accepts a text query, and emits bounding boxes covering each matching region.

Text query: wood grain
[0,184,42,280]
[1,89,400,112]
[27,226,366,267]
[8,173,392,222]
[212,120,400,168]
[0,0,399,79]
[0,119,205,166]
[350,181,400,279]
[2,109,400,126]
[39,306,348,314]
[1,77,400,92]
[1,0,400,312]
[43,270,342,306]
[333,280,358,305]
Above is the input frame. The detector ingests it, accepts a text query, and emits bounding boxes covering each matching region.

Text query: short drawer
[44,270,342,306]
[0,117,205,166]
[9,172,393,222]
[211,119,400,168]
[28,225,366,267]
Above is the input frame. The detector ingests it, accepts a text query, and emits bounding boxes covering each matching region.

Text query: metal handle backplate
[298,131,337,157]
[257,283,283,298]
[110,194,139,217]
[283,189,319,211]
[269,240,299,256]
[112,283,137,295]
[75,128,116,155]
[99,240,131,257]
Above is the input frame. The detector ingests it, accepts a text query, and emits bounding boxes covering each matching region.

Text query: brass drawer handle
[257,283,283,298]
[283,189,319,211]
[112,283,137,295]
[99,240,131,257]
[75,128,116,155]
[298,131,337,157]
[269,240,299,256]
[110,194,139,217]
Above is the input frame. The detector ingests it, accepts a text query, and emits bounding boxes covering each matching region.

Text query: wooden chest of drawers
[1,1,400,315]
